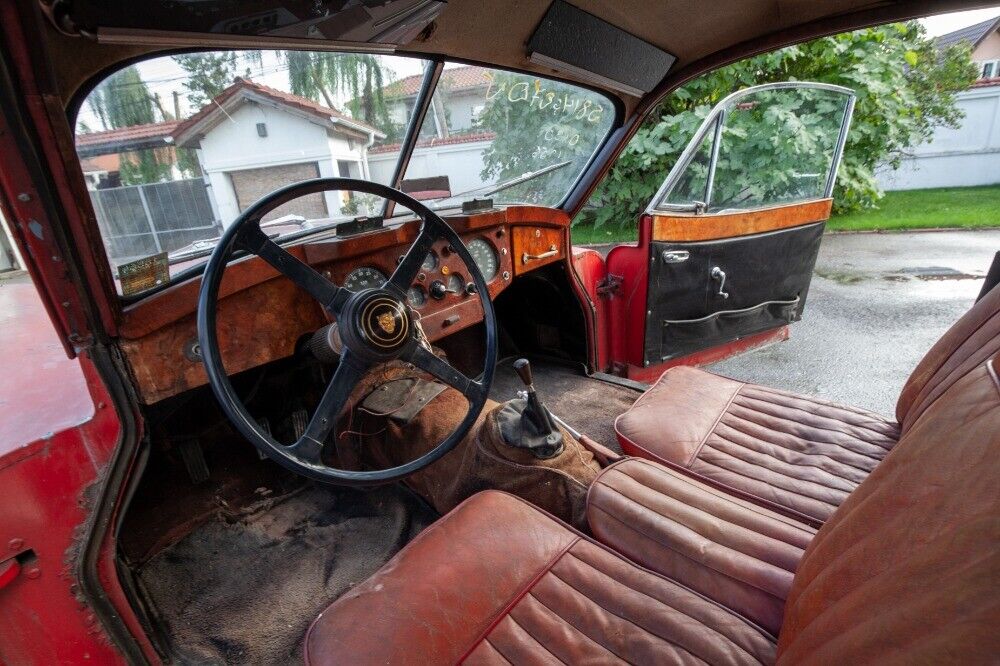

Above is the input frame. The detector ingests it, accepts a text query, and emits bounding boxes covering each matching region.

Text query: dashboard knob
[429,280,448,300]
[465,282,477,295]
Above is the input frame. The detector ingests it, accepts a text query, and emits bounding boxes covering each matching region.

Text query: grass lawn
[826,184,1000,232]
[570,184,1000,245]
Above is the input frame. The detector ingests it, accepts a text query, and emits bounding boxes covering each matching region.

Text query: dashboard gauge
[421,251,438,271]
[467,238,499,281]
[343,266,387,291]
[446,274,464,294]
[406,286,427,308]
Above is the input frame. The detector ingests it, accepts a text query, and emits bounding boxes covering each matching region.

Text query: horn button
[341,290,412,360]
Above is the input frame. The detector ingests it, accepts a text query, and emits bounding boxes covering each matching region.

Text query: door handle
[660,250,690,264]
[522,245,558,264]
[711,266,730,299]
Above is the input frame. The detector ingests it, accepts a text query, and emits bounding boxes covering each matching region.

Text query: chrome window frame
[645,81,856,215]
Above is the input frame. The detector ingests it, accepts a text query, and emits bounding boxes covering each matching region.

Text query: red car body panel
[0,287,120,663]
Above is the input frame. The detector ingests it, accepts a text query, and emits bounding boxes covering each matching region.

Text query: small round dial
[406,286,427,307]
[343,266,387,291]
[467,238,499,281]
[446,274,464,294]
[421,252,438,271]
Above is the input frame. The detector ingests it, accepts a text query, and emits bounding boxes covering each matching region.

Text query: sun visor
[527,1,675,97]
[46,0,446,48]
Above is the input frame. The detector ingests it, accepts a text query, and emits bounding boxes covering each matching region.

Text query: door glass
[653,84,854,213]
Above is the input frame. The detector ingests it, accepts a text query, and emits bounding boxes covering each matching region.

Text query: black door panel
[643,221,824,364]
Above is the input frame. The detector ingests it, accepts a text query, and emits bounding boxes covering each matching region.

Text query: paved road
[705,230,998,416]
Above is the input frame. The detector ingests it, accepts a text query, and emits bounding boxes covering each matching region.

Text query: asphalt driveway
[706,230,999,416]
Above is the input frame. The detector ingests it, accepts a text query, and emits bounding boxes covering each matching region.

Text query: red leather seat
[614,285,1000,525]
[307,357,999,664]
[587,457,816,636]
[305,490,778,665]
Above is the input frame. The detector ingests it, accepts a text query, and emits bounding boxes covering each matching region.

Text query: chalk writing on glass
[484,74,606,125]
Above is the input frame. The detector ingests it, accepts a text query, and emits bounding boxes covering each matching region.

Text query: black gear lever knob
[513,358,533,389]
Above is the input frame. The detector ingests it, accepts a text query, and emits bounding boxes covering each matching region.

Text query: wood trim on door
[651,198,832,242]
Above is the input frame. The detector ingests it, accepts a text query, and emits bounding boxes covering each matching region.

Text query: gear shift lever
[497,359,564,458]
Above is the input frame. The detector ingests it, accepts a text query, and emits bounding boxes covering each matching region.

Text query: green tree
[173,52,248,107]
[284,51,394,135]
[86,66,172,185]
[475,71,613,204]
[582,22,978,229]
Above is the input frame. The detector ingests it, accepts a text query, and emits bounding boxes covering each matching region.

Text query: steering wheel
[197,178,498,485]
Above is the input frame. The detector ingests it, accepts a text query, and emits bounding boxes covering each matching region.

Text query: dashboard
[118,205,570,404]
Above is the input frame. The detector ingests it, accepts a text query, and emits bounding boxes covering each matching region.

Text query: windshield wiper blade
[428,160,573,208]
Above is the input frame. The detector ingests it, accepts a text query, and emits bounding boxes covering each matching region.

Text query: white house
[877,16,1000,191]
[173,78,384,225]
[379,65,498,196]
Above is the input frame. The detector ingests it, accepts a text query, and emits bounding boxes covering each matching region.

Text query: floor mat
[490,359,643,453]
[138,483,436,664]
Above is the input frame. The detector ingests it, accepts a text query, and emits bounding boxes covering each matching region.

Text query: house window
[980,60,999,80]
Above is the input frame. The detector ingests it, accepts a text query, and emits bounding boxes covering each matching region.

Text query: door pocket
[660,295,800,348]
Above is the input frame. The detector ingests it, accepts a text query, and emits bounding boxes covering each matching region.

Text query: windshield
[73,52,615,296]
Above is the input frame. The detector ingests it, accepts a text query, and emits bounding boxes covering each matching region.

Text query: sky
[920,7,999,35]
[75,6,1000,133]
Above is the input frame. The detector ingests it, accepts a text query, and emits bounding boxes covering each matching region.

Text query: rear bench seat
[613,283,1000,526]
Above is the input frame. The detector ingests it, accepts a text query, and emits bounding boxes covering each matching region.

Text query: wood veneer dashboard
[119,206,570,404]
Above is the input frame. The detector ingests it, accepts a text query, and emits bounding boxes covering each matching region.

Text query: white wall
[877,84,1000,190]
[196,102,365,225]
[369,139,493,194]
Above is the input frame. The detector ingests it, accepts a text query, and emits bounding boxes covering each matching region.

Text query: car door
[606,82,855,378]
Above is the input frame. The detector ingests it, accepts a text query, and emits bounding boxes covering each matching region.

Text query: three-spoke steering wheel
[197,178,498,485]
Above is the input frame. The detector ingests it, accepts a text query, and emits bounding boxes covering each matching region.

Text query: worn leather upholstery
[615,366,900,525]
[895,283,1000,430]
[587,458,816,636]
[615,286,1000,527]
[305,490,777,665]
[776,358,1000,663]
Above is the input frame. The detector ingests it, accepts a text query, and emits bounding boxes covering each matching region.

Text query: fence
[876,82,1000,191]
[89,178,221,269]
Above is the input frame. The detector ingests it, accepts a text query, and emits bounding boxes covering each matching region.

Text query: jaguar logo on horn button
[377,311,397,335]
[358,296,409,351]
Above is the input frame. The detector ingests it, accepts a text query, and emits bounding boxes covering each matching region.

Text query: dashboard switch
[429,280,448,300]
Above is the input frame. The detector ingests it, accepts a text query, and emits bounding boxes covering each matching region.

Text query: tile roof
[383,65,491,98]
[75,120,179,149]
[936,15,1000,51]
[172,77,380,143]
[369,130,495,154]
[971,76,1000,88]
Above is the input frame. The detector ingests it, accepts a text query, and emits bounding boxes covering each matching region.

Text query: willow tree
[85,66,172,185]
[284,51,393,133]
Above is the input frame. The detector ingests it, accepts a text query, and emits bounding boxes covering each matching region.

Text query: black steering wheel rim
[197,177,498,485]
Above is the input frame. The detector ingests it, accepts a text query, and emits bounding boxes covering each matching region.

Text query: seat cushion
[588,458,816,637]
[615,366,900,526]
[778,358,1000,663]
[306,490,777,665]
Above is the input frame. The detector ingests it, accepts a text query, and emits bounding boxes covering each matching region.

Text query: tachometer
[343,266,387,291]
[467,238,498,281]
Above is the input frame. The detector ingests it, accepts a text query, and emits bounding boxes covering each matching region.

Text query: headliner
[37,0,995,120]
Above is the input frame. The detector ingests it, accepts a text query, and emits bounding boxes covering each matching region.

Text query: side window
[652,84,855,214]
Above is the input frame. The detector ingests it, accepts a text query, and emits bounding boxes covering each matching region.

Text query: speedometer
[343,266,387,291]
[467,238,498,281]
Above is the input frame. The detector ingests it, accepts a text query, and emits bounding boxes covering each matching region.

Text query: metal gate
[89,178,220,269]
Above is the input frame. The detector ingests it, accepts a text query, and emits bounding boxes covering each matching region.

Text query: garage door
[229,162,328,223]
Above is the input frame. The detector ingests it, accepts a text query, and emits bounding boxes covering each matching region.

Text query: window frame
[67,49,622,302]
[645,81,856,216]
